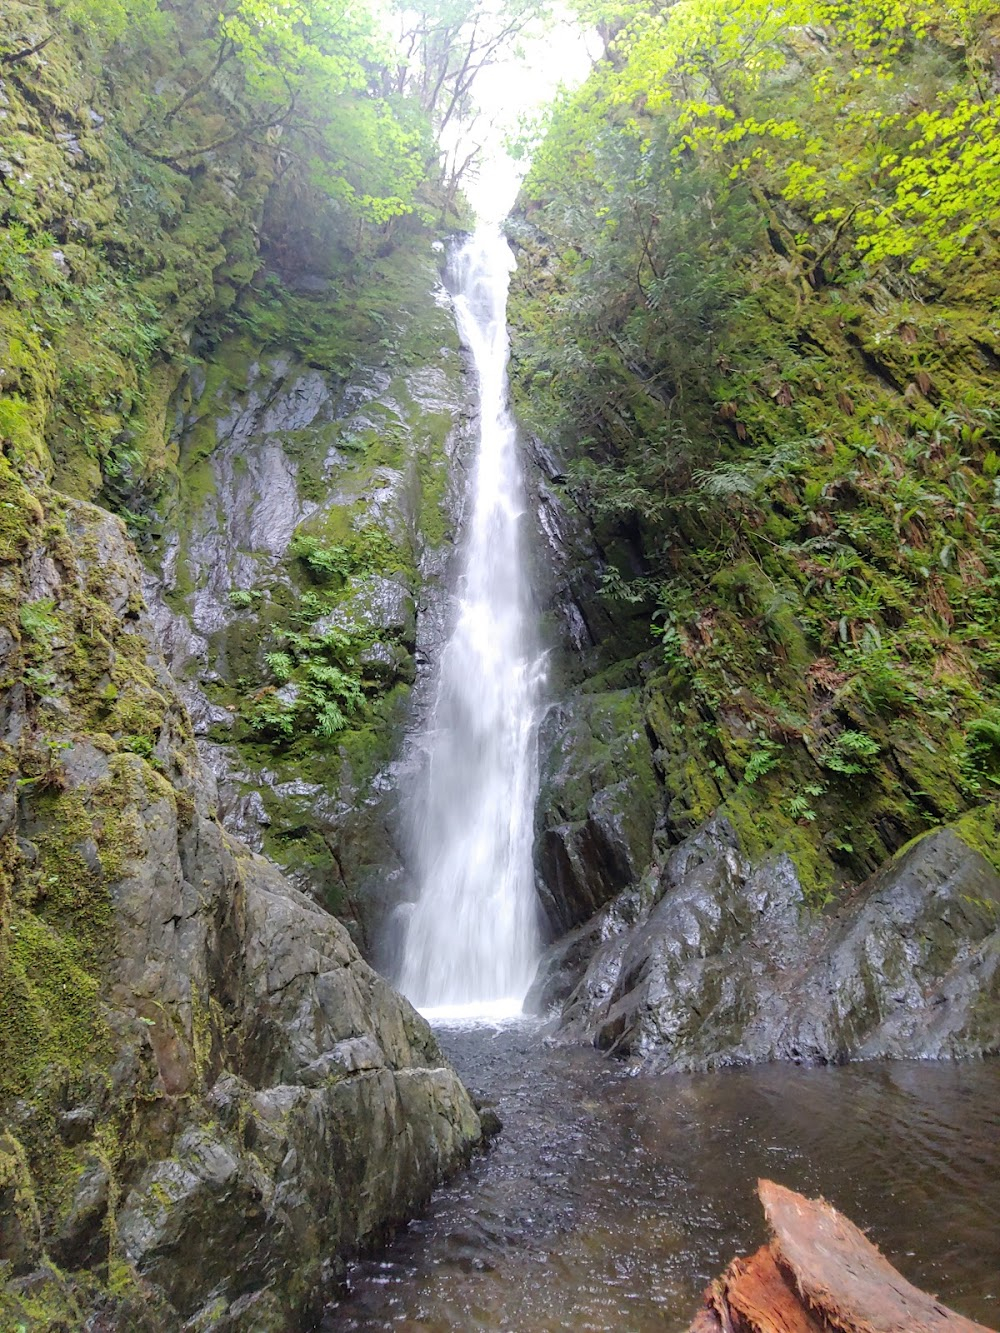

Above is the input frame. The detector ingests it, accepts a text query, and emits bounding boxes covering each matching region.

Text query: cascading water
[397,226,544,1017]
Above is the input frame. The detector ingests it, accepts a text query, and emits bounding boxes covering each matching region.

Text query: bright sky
[447,14,598,222]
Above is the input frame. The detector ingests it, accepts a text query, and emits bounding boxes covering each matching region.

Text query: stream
[324,1022,1000,1331]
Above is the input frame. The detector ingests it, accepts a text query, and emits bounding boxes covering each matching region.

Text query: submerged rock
[532,814,1000,1069]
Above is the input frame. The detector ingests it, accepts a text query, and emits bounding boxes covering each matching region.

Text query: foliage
[823,730,881,776]
[247,605,366,744]
[510,0,1000,897]
[744,737,783,784]
[586,0,1000,275]
[963,713,1000,789]
[291,534,355,584]
[19,600,61,652]
[0,0,520,510]
[382,0,552,203]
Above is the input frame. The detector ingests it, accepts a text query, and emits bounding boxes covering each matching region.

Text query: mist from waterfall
[397,227,544,1018]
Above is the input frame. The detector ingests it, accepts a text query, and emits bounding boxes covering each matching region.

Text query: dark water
[323,1022,1000,1331]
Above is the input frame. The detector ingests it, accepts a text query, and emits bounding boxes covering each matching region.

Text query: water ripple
[323,1027,1000,1331]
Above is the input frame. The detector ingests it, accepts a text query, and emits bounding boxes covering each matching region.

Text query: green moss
[0,911,111,1103]
[952,804,1000,876]
[720,784,834,906]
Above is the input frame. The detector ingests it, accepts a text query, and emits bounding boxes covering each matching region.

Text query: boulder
[533,813,1000,1069]
[0,494,482,1329]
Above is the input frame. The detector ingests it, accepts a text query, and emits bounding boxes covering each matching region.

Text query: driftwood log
[688,1179,996,1333]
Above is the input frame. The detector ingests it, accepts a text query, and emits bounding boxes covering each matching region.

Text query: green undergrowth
[0,0,460,521]
[510,0,1000,903]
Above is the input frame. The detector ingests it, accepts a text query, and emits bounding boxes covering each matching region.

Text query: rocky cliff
[142,252,476,959]
[1,466,482,1330]
[0,2,486,1325]
[510,0,1000,1071]
[529,812,1000,1068]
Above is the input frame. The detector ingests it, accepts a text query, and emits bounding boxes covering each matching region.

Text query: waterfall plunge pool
[323,1022,1000,1331]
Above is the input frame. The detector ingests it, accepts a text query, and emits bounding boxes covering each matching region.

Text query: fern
[264,651,294,682]
[744,738,783,783]
[824,730,880,775]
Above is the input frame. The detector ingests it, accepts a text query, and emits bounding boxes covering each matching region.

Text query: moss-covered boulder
[0,484,482,1329]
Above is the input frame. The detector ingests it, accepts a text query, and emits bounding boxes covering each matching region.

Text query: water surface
[325,1024,1000,1331]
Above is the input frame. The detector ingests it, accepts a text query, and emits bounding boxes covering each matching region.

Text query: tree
[381,0,552,202]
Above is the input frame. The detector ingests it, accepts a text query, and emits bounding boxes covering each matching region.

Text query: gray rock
[52,1159,110,1268]
[534,689,660,934]
[218,787,271,852]
[3,495,483,1328]
[536,816,1000,1070]
[359,639,413,683]
[140,308,476,939]
[260,370,331,434]
[315,573,416,645]
[298,1035,386,1085]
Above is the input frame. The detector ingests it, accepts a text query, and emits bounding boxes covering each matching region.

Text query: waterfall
[397,226,544,1018]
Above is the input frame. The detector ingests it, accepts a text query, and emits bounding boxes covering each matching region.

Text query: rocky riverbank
[1,479,483,1330]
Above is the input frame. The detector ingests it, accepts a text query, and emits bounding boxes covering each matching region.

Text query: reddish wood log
[686,1180,997,1333]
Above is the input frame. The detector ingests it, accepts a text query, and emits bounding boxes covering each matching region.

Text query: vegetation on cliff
[0,0,552,938]
[509,0,1000,901]
[0,0,461,498]
[0,0,531,1321]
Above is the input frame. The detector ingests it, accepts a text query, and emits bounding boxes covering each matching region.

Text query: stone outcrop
[534,688,660,935]
[520,385,1000,1075]
[0,481,482,1329]
[529,812,1000,1069]
[143,256,476,954]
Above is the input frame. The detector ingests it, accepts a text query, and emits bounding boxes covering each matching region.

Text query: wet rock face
[1,493,481,1329]
[530,815,1000,1069]
[141,260,476,949]
[521,432,654,691]
[534,688,660,936]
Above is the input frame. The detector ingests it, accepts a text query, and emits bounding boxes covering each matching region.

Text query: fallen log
[687,1179,996,1333]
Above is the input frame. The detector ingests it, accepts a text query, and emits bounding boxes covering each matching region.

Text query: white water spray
[398,227,544,1016]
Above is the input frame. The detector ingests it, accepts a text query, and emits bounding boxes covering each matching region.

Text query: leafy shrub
[249,691,297,740]
[264,651,293,682]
